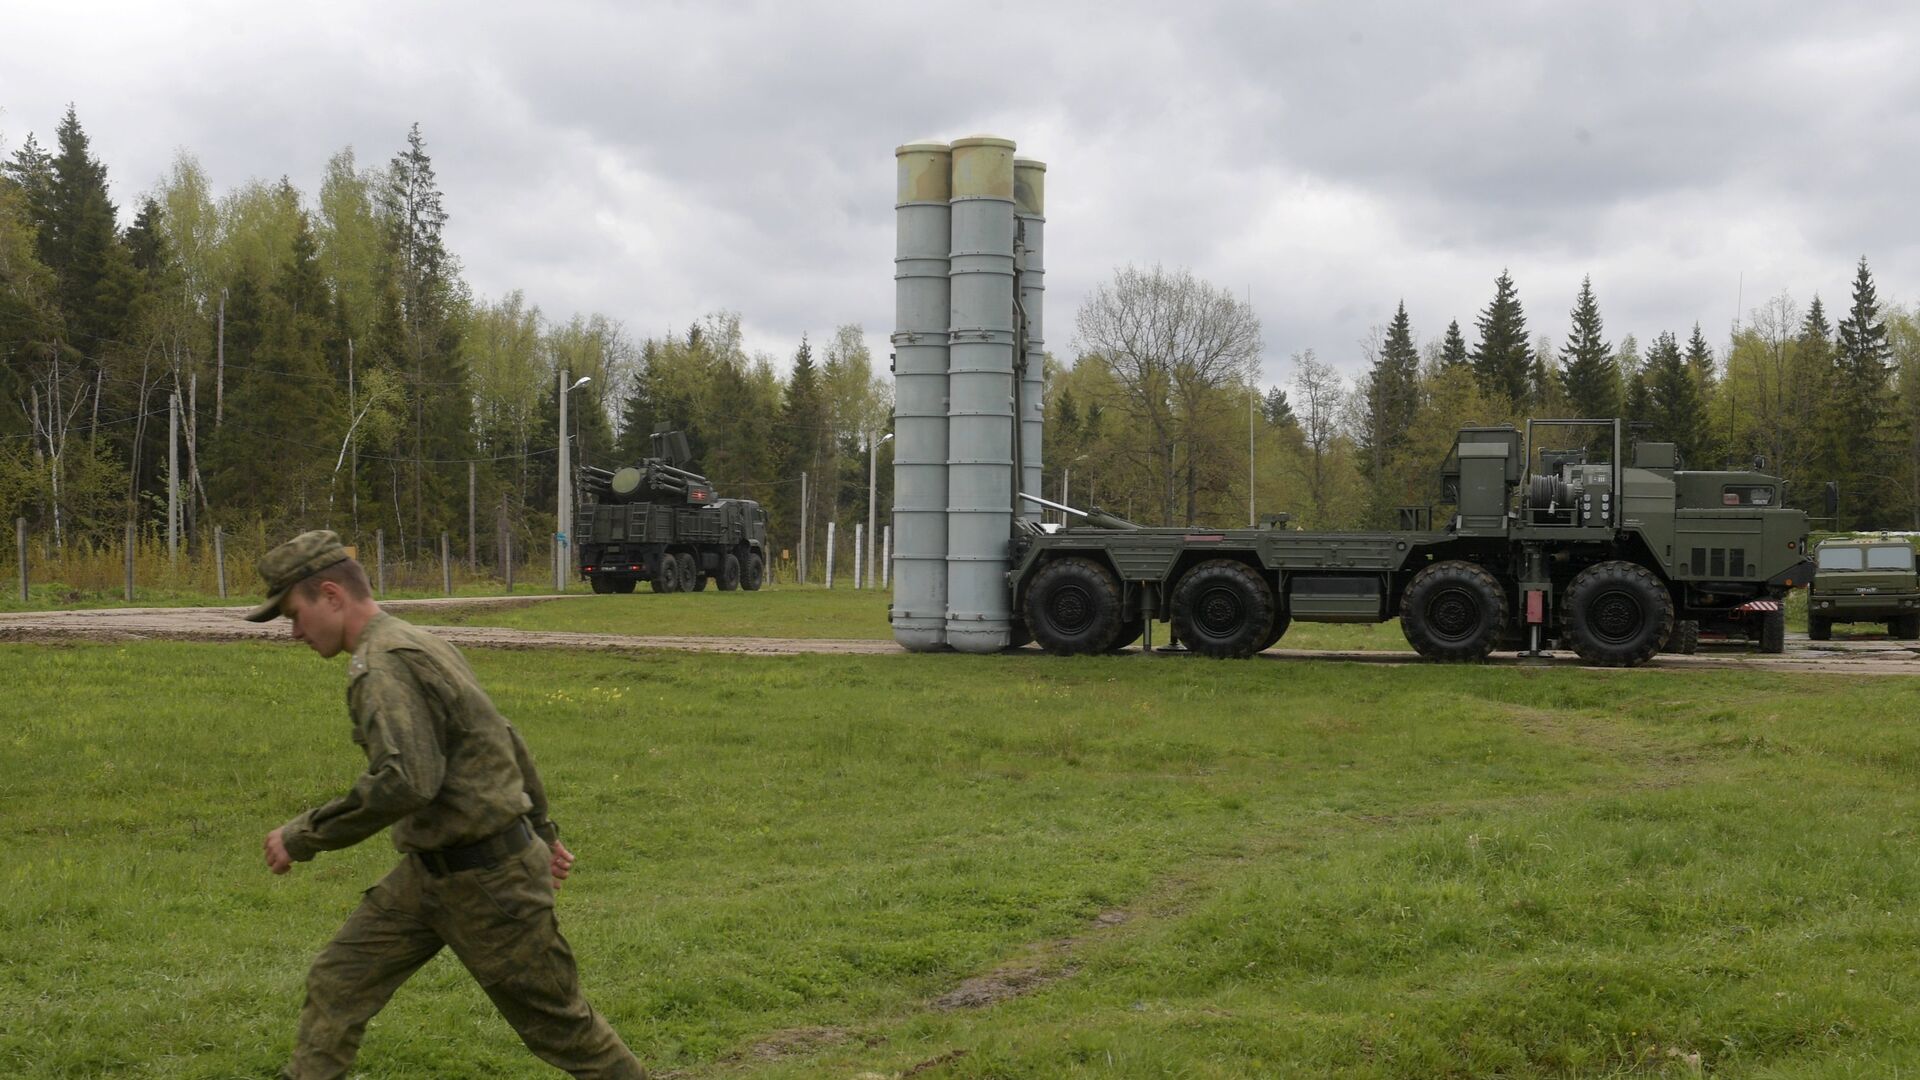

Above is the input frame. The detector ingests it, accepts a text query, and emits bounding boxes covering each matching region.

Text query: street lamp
[868,431,894,588]
[1060,452,1089,525]
[555,372,592,592]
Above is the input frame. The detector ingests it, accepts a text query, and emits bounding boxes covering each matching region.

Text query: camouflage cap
[246,530,351,622]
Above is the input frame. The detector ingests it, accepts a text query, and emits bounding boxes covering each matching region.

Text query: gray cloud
[7,0,1920,392]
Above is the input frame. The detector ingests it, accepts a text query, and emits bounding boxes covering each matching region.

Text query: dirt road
[2,598,1917,674]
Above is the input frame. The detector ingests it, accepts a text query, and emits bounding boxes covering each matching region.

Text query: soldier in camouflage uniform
[251,530,645,1079]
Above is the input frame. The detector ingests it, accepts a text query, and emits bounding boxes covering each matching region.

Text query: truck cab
[1808,536,1920,640]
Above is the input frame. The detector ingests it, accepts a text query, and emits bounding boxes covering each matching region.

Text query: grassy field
[5,637,1920,1077]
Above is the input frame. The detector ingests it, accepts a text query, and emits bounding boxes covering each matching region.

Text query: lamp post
[868,431,893,588]
[554,371,592,592]
[1060,452,1089,525]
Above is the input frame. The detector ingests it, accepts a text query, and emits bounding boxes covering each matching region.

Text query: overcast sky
[7,1,1919,391]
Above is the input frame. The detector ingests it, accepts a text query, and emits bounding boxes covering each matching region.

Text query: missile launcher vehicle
[1010,418,1812,667]
[575,430,768,594]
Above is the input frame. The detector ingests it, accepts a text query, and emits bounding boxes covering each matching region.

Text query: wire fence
[5,519,860,608]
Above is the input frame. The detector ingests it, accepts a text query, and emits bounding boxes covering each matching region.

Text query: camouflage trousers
[283,837,645,1079]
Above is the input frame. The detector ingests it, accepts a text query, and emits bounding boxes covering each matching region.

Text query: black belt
[415,819,533,876]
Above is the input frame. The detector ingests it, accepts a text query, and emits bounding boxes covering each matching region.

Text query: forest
[5,107,1917,580]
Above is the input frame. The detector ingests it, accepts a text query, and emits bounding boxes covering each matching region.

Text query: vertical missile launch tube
[1013,158,1046,524]
[944,136,1018,654]
[890,143,952,651]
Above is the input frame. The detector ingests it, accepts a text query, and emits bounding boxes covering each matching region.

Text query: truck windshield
[1818,547,1864,570]
[1867,545,1915,570]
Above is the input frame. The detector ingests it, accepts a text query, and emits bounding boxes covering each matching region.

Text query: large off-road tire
[1759,609,1786,654]
[743,553,765,591]
[691,566,709,591]
[651,554,680,594]
[1564,560,1673,667]
[1661,618,1699,655]
[1170,559,1275,659]
[718,554,742,591]
[613,578,636,594]
[1897,614,1920,640]
[675,553,698,593]
[1024,557,1125,655]
[1400,560,1509,662]
[1106,616,1145,652]
[1256,607,1293,653]
[1809,615,1832,641]
[590,574,614,595]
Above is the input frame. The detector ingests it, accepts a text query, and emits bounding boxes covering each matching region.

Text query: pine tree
[778,335,831,567]
[1440,320,1468,369]
[1262,385,1297,429]
[40,107,134,357]
[614,338,659,463]
[1362,302,1420,461]
[1361,302,1421,523]
[1558,276,1618,420]
[1829,258,1895,526]
[379,123,470,552]
[1642,332,1712,466]
[1681,323,1720,465]
[1470,270,1530,407]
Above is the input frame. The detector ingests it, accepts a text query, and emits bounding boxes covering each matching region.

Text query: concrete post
[441,532,452,596]
[826,521,836,589]
[376,529,386,597]
[215,527,227,599]
[124,522,135,602]
[15,517,25,603]
[853,523,864,589]
[881,525,891,589]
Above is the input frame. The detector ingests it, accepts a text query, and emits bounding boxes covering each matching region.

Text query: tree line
[9,106,1911,571]
[0,108,889,567]
[1049,261,1920,533]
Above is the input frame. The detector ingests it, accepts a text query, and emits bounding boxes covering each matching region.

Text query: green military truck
[1807,536,1920,640]
[1012,419,1811,667]
[574,431,768,594]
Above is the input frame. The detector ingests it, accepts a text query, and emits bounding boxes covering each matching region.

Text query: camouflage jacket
[280,612,558,861]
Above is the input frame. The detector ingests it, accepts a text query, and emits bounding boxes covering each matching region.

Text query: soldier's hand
[550,839,575,888]
[264,827,293,875]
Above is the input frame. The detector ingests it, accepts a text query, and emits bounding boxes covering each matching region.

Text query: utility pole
[215,288,226,429]
[468,460,477,570]
[799,471,809,583]
[347,339,357,528]
[555,371,591,592]
[866,432,891,587]
[168,390,180,566]
[556,368,568,593]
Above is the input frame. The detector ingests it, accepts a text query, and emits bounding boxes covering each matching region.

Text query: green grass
[407,586,897,639]
[5,638,1920,1076]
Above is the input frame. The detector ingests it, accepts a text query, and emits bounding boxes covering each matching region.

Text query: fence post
[15,517,25,603]
[881,525,891,589]
[125,522,136,603]
[853,524,863,589]
[825,522,836,589]
[215,527,227,599]
[504,532,514,593]
[441,532,452,596]
[376,529,386,597]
